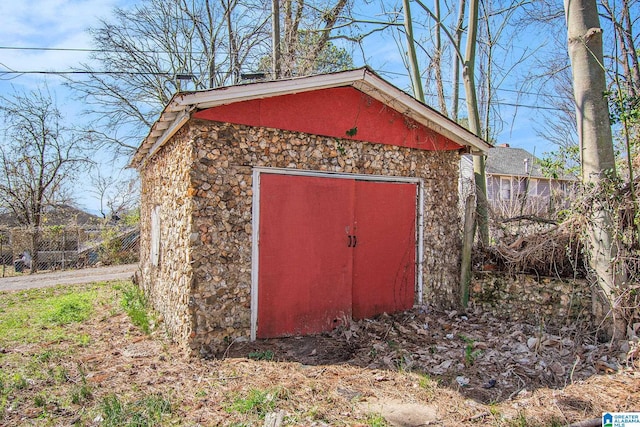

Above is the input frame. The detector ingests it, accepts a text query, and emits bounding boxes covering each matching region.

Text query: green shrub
[121,285,152,334]
[248,350,274,361]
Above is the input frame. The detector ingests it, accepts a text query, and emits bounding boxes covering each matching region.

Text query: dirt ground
[2,282,638,426]
[225,306,639,407]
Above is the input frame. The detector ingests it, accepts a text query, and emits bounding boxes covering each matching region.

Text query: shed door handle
[347,235,357,248]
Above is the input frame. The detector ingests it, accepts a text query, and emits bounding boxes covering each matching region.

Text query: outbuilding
[131,68,490,354]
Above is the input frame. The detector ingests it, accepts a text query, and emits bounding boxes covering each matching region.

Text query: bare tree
[600,0,640,96]
[432,0,448,116]
[90,168,139,221]
[403,0,425,101]
[476,0,534,143]
[451,0,466,121]
[68,0,272,157]
[521,0,640,162]
[463,0,492,248]
[276,0,352,78]
[565,0,626,340]
[0,87,90,273]
[70,0,356,158]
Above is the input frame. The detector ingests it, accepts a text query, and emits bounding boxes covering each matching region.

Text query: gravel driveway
[0,264,137,291]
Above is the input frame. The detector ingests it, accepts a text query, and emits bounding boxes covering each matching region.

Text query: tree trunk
[272,0,281,79]
[403,0,425,102]
[433,0,448,116]
[463,0,489,247]
[564,0,626,341]
[451,0,466,121]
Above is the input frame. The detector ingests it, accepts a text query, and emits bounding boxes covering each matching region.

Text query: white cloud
[0,0,125,74]
[1,0,119,43]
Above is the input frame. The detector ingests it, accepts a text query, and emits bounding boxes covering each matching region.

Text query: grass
[228,388,281,417]
[0,280,163,424]
[101,393,172,427]
[418,373,437,398]
[119,283,153,334]
[0,286,96,345]
[459,334,482,367]
[366,413,388,427]
[0,279,630,426]
[42,292,94,324]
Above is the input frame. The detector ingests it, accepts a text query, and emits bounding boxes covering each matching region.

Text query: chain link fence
[0,224,139,276]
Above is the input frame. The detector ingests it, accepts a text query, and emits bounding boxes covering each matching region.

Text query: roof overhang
[131,67,491,169]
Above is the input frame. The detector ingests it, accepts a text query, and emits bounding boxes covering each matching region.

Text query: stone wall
[185,119,462,353]
[139,128,195,351]
[470,272,594,331]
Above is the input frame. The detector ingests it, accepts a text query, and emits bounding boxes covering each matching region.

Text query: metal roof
[131,67,491,169]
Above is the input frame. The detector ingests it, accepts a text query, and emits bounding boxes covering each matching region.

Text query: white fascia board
[357,73,491,153]
[176,69,368,110]
[139,108,192,167]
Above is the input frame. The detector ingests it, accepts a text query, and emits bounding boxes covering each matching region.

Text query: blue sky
[0,0,134,213]
[0,0,557,212]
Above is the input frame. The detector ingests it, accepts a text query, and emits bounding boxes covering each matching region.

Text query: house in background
[461,144,577,216]
[0,204,139,270]
[0,204,102,228]
[0,205,103,269]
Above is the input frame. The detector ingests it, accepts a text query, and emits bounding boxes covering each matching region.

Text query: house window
[500,177,511,200]
[537,180,550,198]
[150,206,161,267]
[487,177,497,200]
[516,177,528,198]
[528,178,538,196]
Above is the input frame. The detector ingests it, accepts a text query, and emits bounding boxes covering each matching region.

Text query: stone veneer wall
[470,272,594,331]
[185,119,462,354]
[139,128,195,351]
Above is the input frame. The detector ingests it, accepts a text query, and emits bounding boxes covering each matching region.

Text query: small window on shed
[150,206,161,267]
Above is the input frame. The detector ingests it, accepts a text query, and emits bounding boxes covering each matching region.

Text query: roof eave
[356,71,489,154]
[130,68,490,169]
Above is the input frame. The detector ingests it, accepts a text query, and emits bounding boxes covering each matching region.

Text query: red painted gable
[192,86,461,151]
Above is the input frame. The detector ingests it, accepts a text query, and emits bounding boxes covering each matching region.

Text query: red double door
[257,173,417,338]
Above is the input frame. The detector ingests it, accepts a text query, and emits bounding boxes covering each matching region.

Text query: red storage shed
[131,68,489,354]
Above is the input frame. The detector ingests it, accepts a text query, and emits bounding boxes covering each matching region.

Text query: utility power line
[0,70,171,75]
[0,67,569,102]
[0,45,195,55]
[0,69,565,112]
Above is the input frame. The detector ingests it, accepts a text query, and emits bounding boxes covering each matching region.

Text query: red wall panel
[352,180,416,319]
[257,174,354,338]
[193,87,460,151]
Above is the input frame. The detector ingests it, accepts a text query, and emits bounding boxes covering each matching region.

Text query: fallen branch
[500,215,558,225]
[567,418,601,427]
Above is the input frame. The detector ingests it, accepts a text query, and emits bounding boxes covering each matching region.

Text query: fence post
[460,194,476,308]
[1,231,4,278]
[62,228,66,270]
